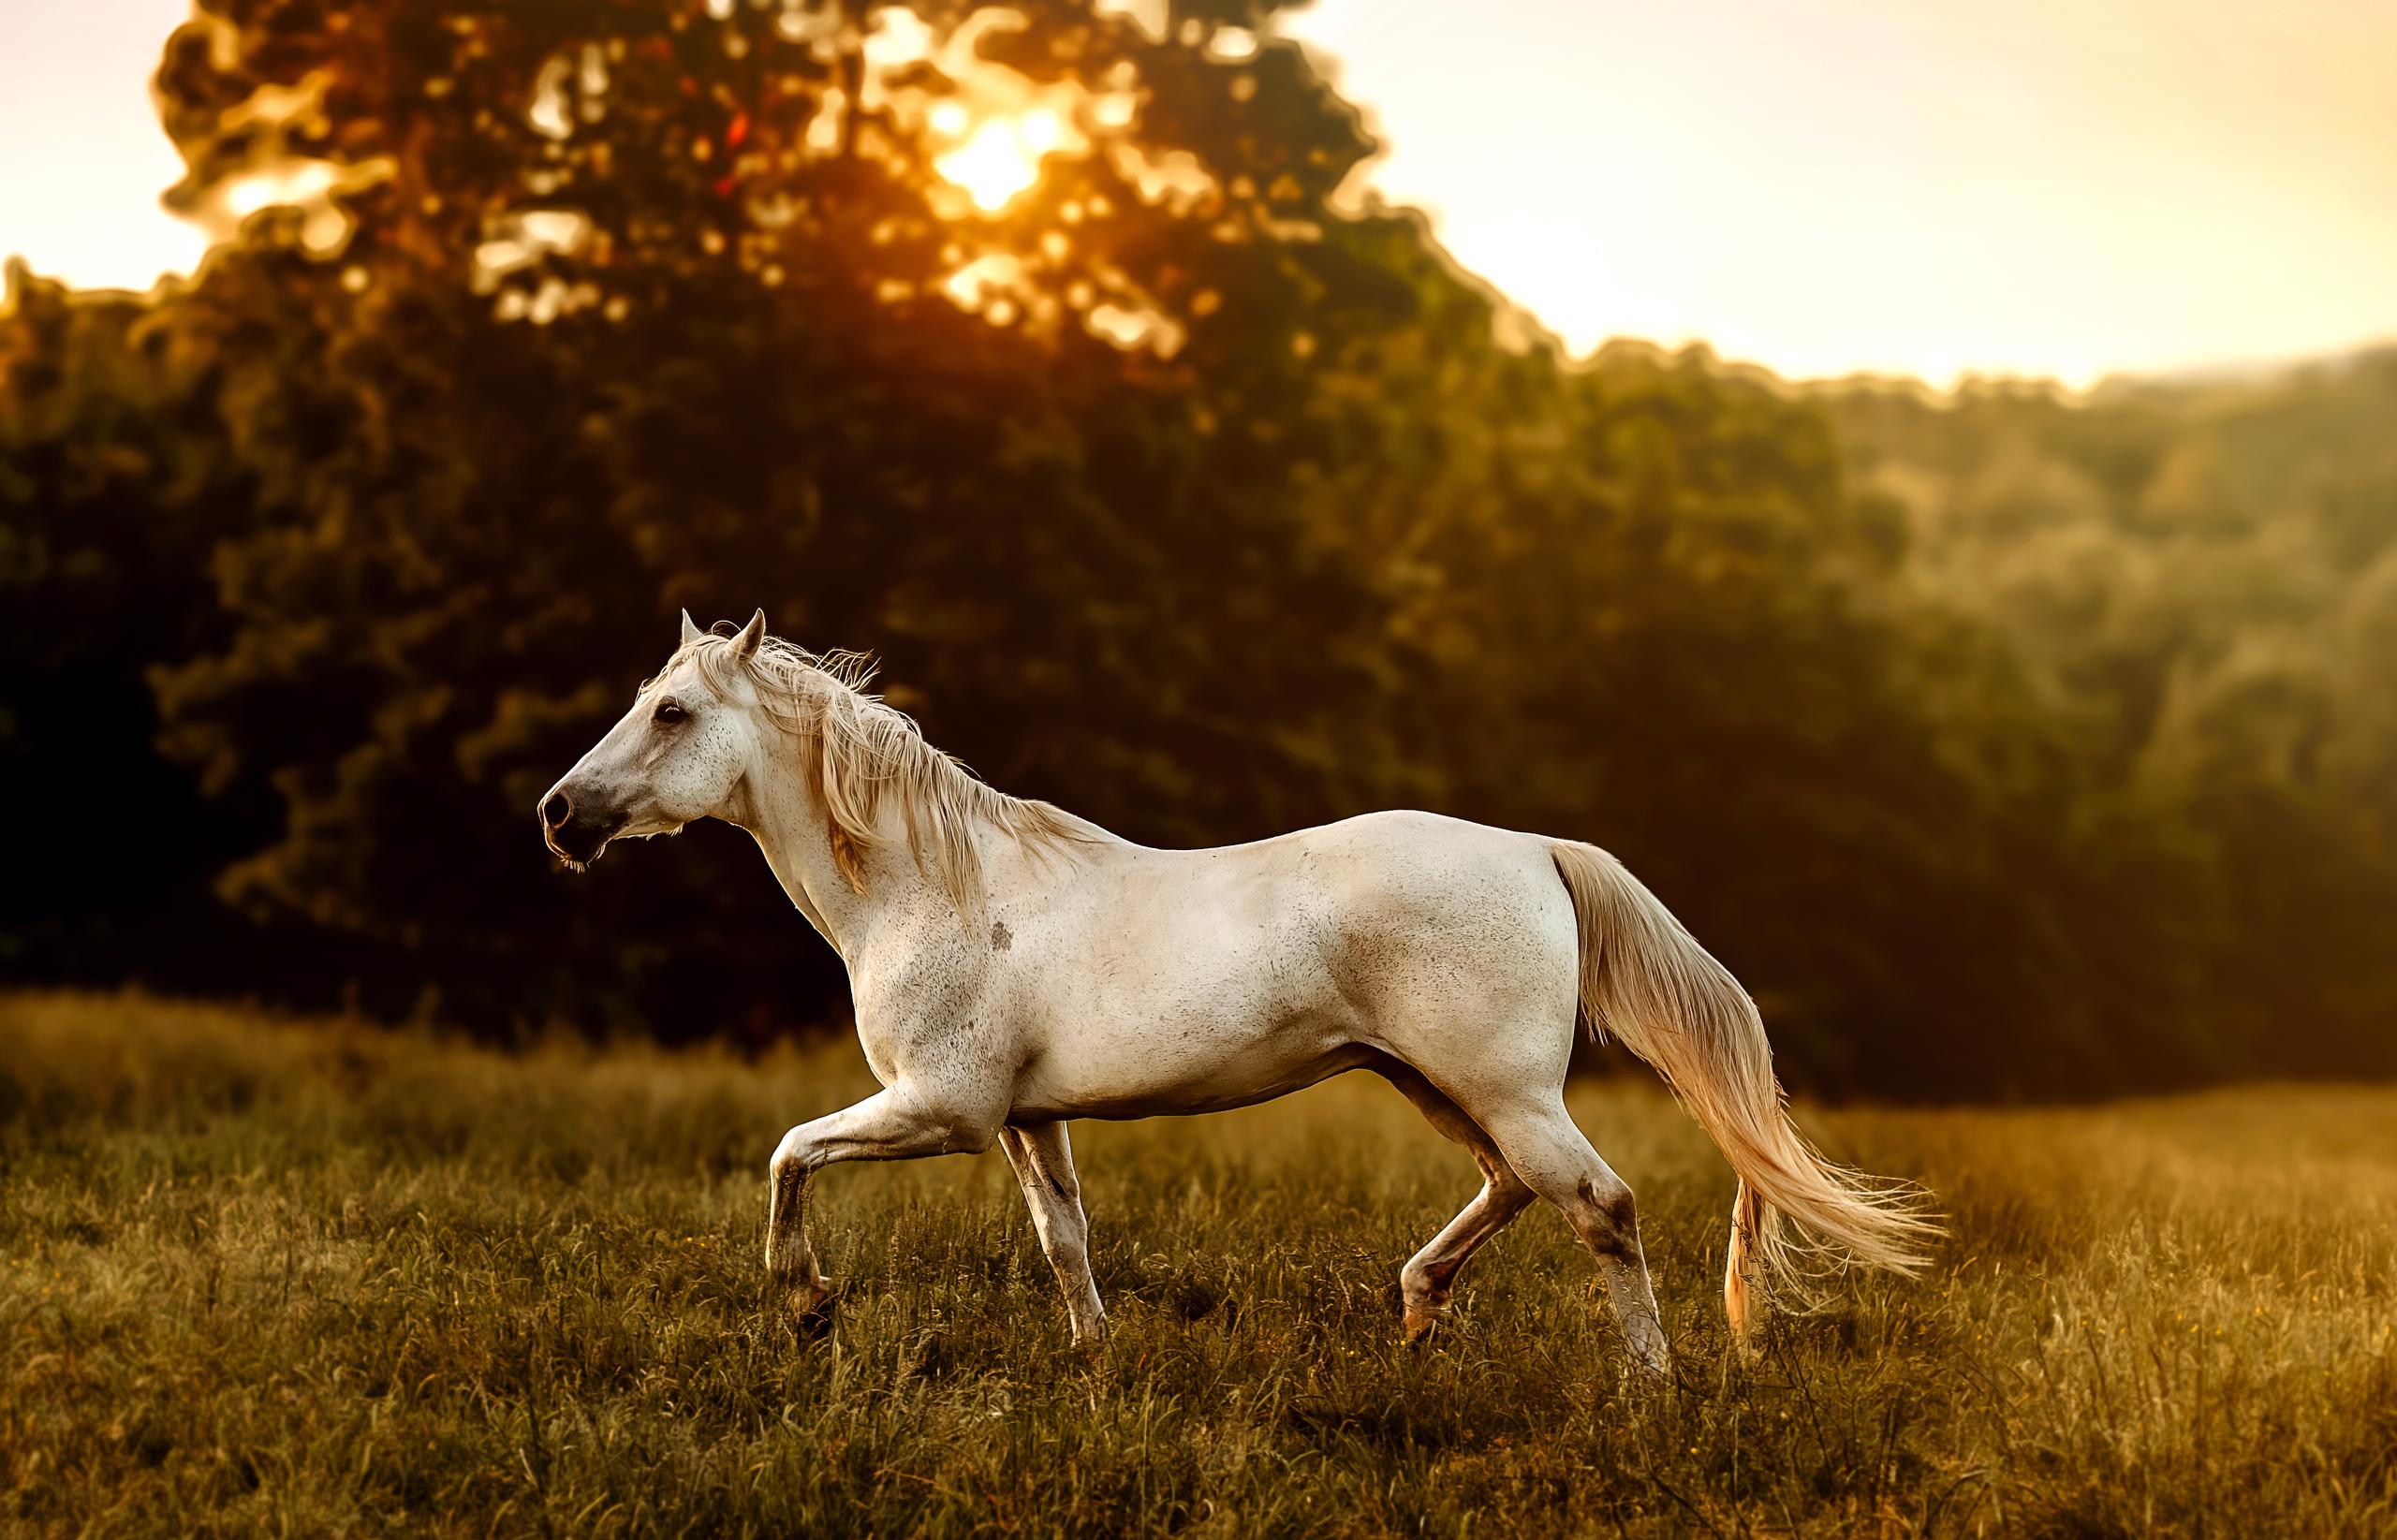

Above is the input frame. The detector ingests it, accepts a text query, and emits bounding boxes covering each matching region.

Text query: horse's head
[539,609,771,868]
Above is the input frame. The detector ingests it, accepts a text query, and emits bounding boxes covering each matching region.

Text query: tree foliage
[1823,359,2397,1077]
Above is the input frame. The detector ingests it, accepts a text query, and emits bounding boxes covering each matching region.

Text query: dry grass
[3,992,2393,1537]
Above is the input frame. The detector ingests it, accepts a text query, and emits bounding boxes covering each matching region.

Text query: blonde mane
[676,634,1089,915]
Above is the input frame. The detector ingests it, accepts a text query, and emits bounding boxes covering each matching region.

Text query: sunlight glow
[934,110,1064,213]
[942,252,1022,311]
[221,163,339,219]
[210,157,388,256]
[9,0,2392,384]
[1284,0,2397,389]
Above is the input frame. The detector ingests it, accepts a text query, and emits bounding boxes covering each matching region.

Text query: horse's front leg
[765,1085,996,1322]
[999,1122,1106,1346]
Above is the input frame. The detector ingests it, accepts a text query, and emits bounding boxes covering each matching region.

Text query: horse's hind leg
[1463,1092,1671,1375]
[1377,1064,1537,1343]
[999,1122,1107,1345]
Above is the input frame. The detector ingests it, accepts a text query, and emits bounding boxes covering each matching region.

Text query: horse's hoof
[786,1279,837,1339]
[1402,1302,1450,1347]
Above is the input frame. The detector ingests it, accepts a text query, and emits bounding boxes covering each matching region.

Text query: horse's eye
[654,700,687,726]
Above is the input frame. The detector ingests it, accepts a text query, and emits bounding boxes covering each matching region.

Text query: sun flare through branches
[932,106,1067,213]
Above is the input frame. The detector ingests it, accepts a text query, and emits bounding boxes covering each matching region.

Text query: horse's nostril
[542,792,572,829]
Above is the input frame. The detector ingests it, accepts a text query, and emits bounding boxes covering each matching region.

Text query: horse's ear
[728,609,768,662]
[679,609,702,648]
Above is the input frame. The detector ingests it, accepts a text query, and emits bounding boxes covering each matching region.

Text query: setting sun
[934,108,1066,213]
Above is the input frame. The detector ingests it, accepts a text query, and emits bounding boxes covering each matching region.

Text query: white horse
[540,611,1936,1369]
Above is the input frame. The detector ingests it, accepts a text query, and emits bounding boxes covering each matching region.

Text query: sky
[4,1,2394,389]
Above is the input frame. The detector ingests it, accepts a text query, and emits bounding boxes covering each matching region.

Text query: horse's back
[1144,809,1584,1064]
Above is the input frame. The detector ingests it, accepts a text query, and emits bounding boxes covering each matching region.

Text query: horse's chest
[848,937,1014,1087]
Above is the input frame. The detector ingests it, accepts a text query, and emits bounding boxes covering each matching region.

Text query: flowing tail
[1550,841,1940,1348]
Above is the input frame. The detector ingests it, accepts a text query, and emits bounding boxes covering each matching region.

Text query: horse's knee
[770,1127,811,1185]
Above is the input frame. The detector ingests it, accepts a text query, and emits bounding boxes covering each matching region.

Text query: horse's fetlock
[765,1235,817,1284]
[1400,1261,1449,1308]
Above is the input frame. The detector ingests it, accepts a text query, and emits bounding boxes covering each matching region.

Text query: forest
[4,0,2392,1100]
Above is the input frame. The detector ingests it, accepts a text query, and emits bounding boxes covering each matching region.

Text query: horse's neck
[731,752,938,959]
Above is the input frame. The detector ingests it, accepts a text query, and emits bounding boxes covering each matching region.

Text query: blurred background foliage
[2,0,2390,1098]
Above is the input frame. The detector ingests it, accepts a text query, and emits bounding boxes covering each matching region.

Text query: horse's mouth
[545,814,625,870]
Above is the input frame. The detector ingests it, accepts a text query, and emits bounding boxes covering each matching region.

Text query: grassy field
[3,994,2393,1537]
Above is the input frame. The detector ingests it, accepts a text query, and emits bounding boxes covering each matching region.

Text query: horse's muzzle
[539,785,624,867]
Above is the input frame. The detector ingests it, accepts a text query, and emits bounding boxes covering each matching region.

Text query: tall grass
[4,992,2392,1536]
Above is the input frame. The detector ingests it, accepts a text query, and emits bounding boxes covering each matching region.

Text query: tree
[140,0,1436,1033]
[1822,356,2397,1081]
[0,264,282,993]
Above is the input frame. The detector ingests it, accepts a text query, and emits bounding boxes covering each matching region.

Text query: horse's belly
[1009,1014,1370,1121]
